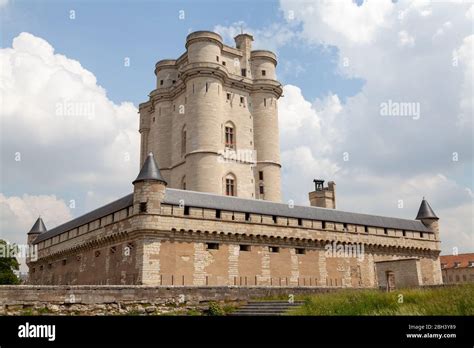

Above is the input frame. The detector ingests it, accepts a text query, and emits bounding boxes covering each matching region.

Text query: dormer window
[454,262,461,268]
[468,261,474,267]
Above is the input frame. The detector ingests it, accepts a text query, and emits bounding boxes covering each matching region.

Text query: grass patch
[287,285,474,316]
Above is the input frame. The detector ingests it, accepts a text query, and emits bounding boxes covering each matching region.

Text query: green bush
[207,302,225,316]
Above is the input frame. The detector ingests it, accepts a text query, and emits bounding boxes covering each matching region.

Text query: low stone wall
[0,285,345,315]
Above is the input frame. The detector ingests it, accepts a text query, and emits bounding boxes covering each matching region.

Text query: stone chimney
[309,179,336,209]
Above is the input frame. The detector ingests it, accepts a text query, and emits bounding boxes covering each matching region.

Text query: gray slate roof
[415,199,438,220]
[33,188,430,244]
[28,217,47,235]
[133,152,167,185]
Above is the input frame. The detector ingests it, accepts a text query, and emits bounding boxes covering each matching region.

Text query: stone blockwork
[0,285,367,316]
[27,198,442,287]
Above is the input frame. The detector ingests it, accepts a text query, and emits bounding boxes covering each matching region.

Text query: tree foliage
[0,239,20,284]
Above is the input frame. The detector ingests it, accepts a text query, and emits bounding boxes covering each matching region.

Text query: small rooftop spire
[133,152,167,185]
[28,217,47,235]
[416,198,438,220]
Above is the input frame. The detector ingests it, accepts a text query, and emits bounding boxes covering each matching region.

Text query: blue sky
[1,0,363,106]
[0,0,472,255]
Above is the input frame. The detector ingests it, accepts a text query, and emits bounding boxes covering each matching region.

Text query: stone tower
[138,31,283,202]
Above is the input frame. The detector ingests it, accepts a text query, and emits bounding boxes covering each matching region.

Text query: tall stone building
[25,31,443,289]
[139,31,282,202]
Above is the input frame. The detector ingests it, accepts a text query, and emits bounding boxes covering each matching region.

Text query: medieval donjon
[26,31,443,289]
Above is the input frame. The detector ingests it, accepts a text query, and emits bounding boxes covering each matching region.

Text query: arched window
[224,122,235,149]
[224,173,236,196]
[181,125,187,156]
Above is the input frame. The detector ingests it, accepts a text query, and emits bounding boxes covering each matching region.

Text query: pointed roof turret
[133,152,167,185]
[416,198,438,220]
[28,217,47,235]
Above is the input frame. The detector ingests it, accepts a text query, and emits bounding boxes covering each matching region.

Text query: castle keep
[26,31,443,289]
[140,31,282,202]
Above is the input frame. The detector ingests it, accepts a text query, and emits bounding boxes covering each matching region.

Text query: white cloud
[0,193,72,243]
[276,0,474,255]
[0,33,139,235]
[281,0,395,45]
[398,30,415,46]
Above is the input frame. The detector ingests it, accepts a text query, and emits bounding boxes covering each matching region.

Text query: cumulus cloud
[0,33,139,240]
[275,0,473,253]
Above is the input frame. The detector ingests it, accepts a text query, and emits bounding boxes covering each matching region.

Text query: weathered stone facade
[139,31,282,202]
[25,31,443,289]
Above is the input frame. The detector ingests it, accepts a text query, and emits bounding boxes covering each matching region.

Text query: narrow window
[216,56,219,62]
[172,80,176,84]
[322,221,326,229]
[295,248,305,255]
[226,93,231,101]
[240,96,245,104]
[241,69,246,77]
[206,242,219,250]
[216,209,221,219]
[139,202,147,213]
[181,128,187,156]
[259,185,264,194]
[225,126,235,149]
[364,226,369,233]
[222,61,226,66]
[272,215,277,223]
[420,232,424,238]
[245,212,250,221]
[343,223,348,231]
[160,80,164,86]
[384,228,388,235]
[225,178,235,196]
[40,265,44,271]
[240,245,251,251]
[298,218,303,226]
[402,230,406,237]
[193,83,195,94]
[184,206,190,215]
[206,82,209,92]
[259,171,264,180]
[264,98,267,107]
[62,259,67,266]
[262,69,266,76]
[153,117,155,123]
[269,246,279,253]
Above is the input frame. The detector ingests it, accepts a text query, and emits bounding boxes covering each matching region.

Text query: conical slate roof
[132,152,167,185]
[416,198,438,220]
[28,217,47,234]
